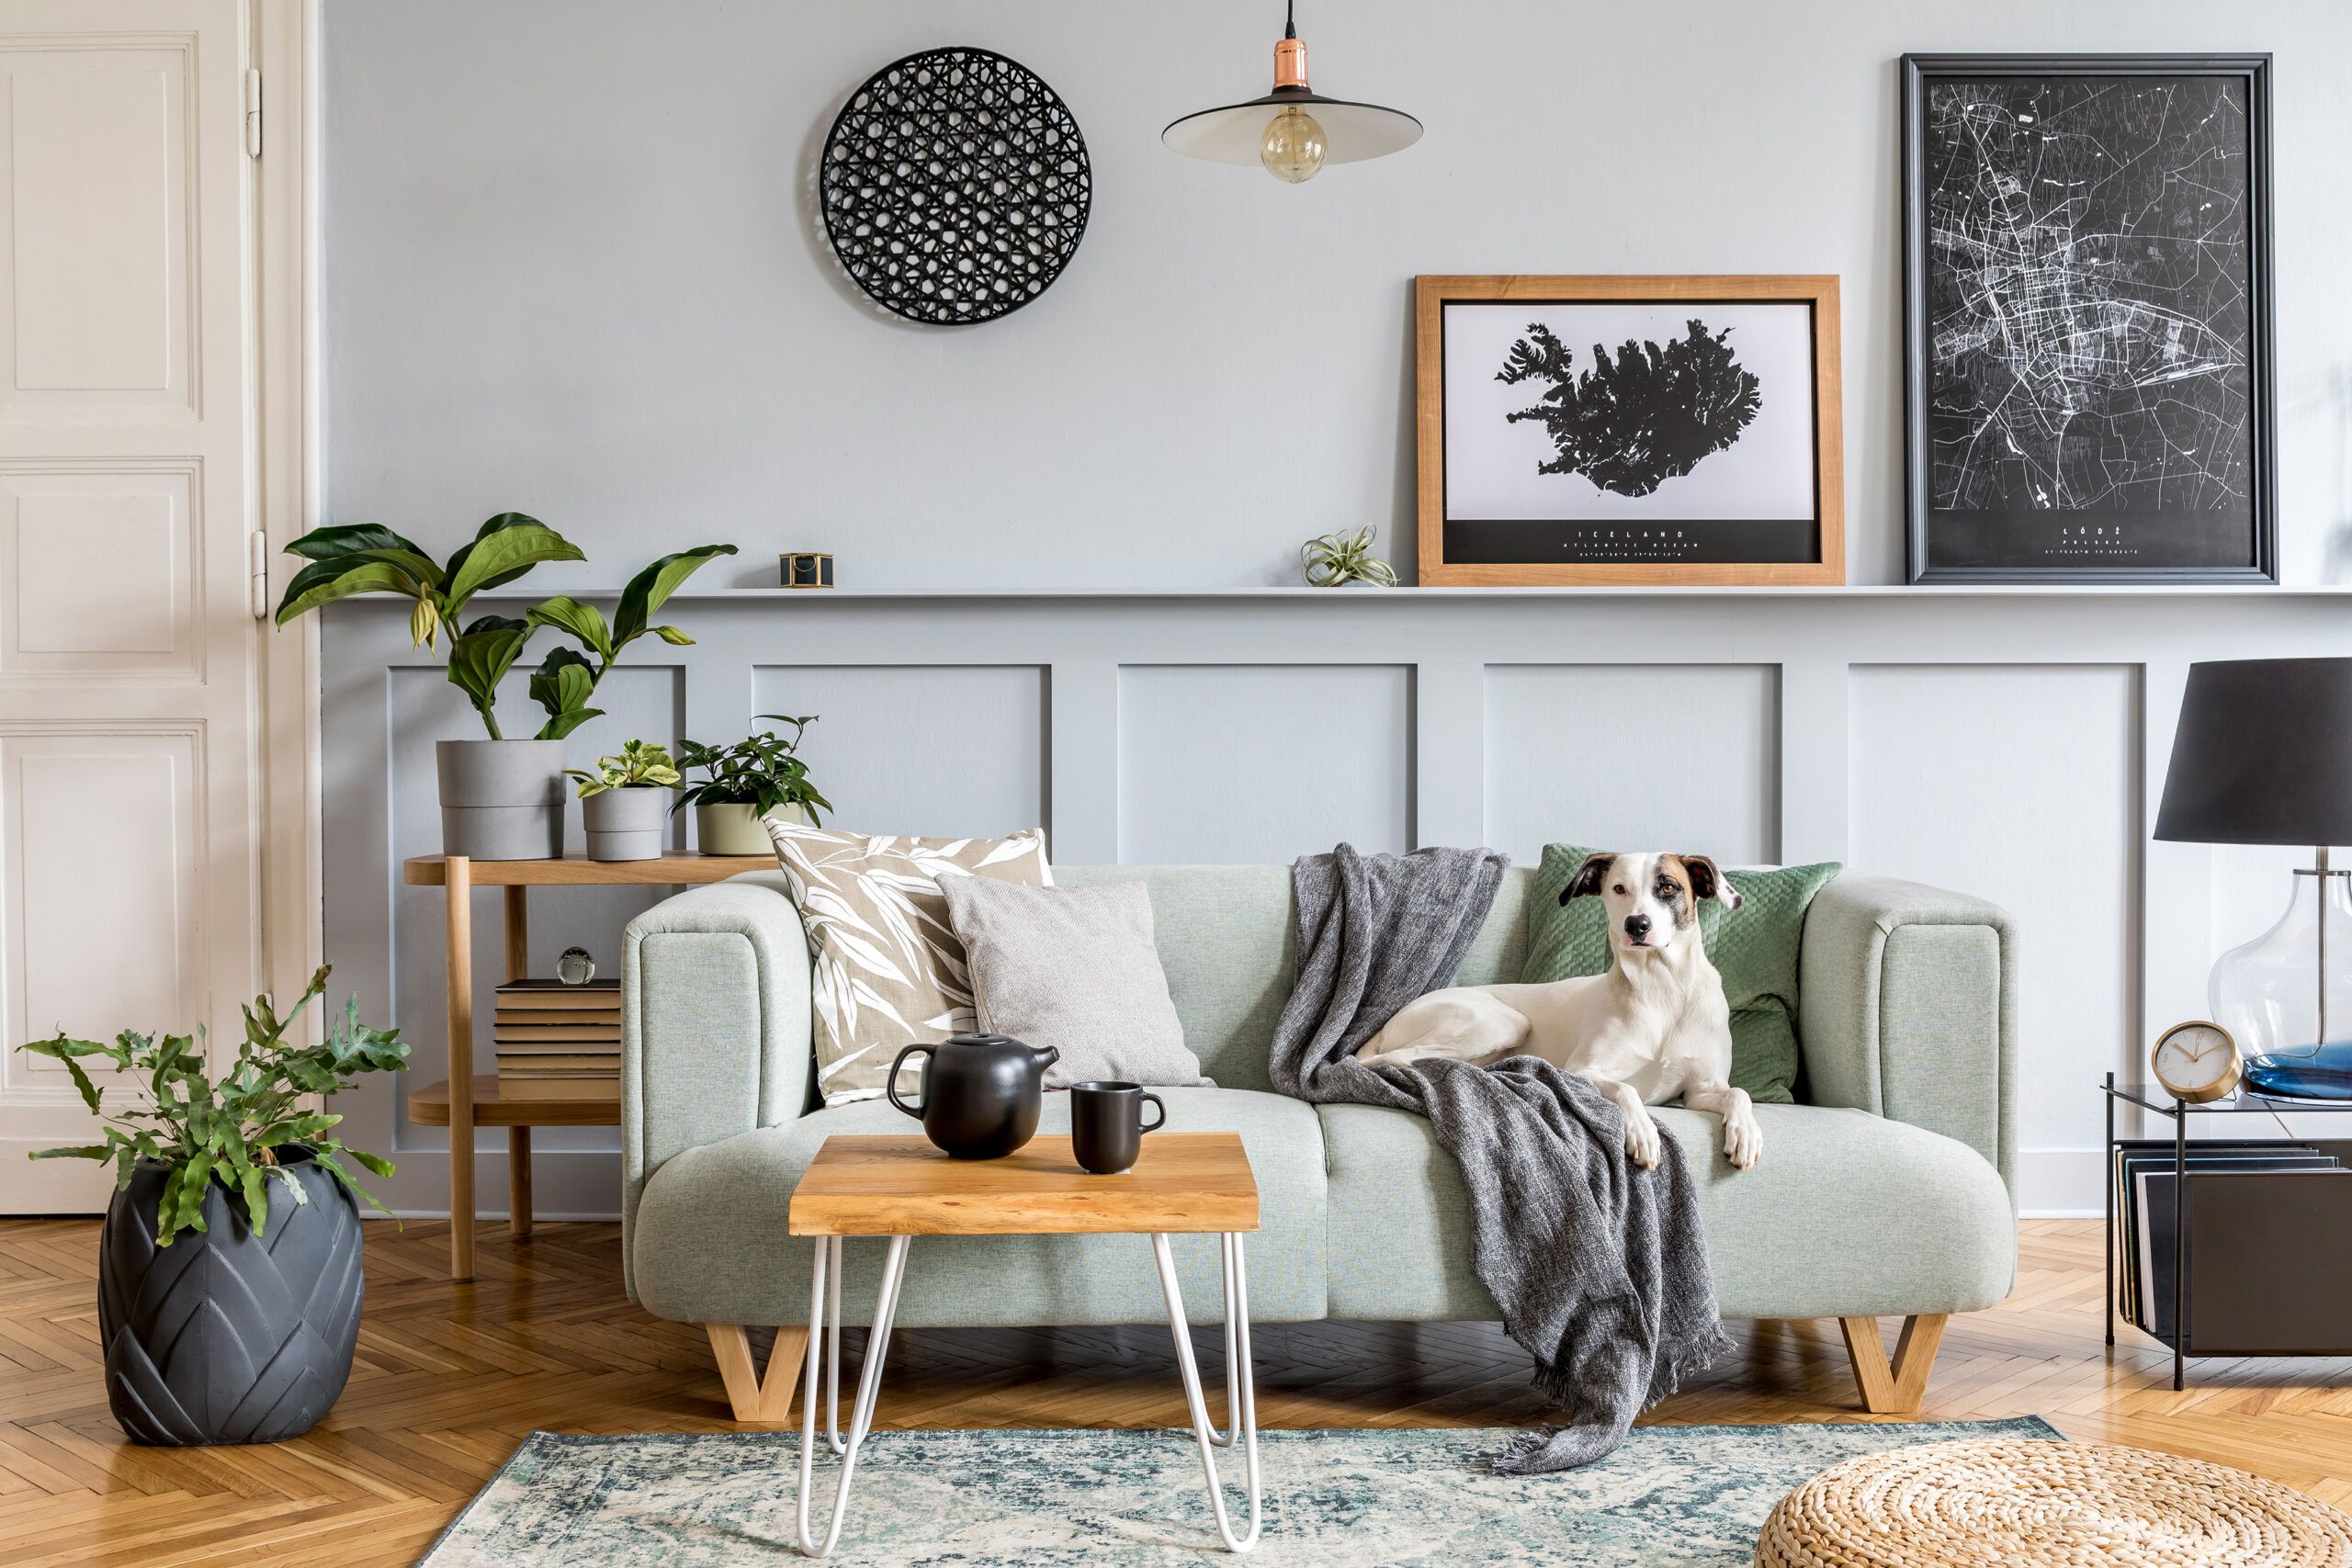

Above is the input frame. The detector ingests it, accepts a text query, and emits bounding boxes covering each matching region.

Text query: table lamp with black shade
[2155,658,2352,1100]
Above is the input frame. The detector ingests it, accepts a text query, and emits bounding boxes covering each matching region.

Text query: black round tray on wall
[819,47,1091,326]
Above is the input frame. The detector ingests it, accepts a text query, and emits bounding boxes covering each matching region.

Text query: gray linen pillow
[937,876,1210,1089]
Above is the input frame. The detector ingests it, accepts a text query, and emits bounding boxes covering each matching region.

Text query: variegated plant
[566,739,684,798]
[17,966,407,1246]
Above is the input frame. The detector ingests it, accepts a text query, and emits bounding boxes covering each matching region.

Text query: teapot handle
[887,1043,935,1120]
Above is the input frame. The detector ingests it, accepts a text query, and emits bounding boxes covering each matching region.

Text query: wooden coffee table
[786,1133,1264,1557]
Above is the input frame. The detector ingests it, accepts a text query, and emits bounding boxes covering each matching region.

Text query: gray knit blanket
[1270,843,1735,1472]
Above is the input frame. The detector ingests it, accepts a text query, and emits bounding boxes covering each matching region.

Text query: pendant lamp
[1162,1,1422,183]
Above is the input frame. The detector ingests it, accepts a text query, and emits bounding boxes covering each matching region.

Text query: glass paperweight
[2212,868,2352,1100]
[556,945,597,986]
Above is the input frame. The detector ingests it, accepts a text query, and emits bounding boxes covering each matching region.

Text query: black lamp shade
[2154,658,2352,846]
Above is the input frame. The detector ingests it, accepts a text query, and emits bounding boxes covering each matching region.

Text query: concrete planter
[435,739,564,861]
[696,800,804,855]
[582,785,672,861]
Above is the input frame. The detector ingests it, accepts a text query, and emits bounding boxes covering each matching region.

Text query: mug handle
[1137,1091,1166,1134]
[887,1043,934,1119]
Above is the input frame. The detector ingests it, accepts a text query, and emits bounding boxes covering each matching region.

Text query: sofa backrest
[1054,864,1533,1092]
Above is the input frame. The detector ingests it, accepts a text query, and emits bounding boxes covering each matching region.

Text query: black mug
[1069,1081,1166,1175]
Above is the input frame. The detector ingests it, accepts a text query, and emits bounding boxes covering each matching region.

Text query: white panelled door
[0,0,266,1211]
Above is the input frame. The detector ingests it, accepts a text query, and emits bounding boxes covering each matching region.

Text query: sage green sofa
[622,865,2017,1417]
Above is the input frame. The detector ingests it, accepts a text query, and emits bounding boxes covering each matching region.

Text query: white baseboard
[2018,1146,2107,1217]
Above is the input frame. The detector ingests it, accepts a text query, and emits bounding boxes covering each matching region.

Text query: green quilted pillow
[1521,843,1840,1104]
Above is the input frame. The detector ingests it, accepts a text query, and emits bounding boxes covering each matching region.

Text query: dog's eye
[1611,885,1626,896]
[1656,882,1679,900]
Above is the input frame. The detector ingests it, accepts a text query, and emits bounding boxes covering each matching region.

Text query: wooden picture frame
[1901,56,2276,582]
[1416,275,1844,586]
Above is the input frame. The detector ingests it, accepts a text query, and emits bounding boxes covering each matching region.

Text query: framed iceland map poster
[1416,275,1845,585]
[1903,55,2277,582]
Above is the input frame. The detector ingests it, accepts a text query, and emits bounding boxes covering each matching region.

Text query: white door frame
[254,0,323,1009]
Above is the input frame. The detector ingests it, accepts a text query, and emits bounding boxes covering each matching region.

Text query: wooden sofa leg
[706,1323,810,1423]
[1838,1314,1947,1415]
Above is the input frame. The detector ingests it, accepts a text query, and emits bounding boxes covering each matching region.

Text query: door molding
[254,0,323,1009]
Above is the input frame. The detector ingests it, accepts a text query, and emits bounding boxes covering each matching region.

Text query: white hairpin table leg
[796,1233,911,1558]
[1151,1232,1262,1552]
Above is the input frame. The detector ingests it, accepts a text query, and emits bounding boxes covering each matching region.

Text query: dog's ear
[1562,852,1615,905]
[1679,854,1743,910]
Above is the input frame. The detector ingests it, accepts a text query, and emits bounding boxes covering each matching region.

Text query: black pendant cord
[1284,0,1296,39]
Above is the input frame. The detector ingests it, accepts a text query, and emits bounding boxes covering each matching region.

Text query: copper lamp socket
[1272,35,1309,92]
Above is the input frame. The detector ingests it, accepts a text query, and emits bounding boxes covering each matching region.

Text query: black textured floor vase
[99,1151,364,1445]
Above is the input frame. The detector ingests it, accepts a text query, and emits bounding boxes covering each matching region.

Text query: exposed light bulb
[1260,105,1327,183]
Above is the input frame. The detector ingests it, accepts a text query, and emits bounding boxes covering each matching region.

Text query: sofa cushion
[632,1086,1327,1329]
[941,875,1208,1089]
[1318,1101,2013,1322]
[765,821,1053,1108]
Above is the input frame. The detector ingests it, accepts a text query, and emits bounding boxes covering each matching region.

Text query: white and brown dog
[1355,851,1761,1171]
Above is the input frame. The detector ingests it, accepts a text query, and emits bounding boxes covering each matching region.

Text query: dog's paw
[1623,1112,1663,1170]
[1722,1114,1762,1171]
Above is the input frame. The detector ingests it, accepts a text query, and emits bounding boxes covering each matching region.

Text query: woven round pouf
[1757,1439,2352,1568]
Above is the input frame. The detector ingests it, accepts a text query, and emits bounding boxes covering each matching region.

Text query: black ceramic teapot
[888,1033,1059,1159]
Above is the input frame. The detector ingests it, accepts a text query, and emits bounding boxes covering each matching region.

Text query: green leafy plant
[1299,524,1399,588]
[18,966,408,1246]
[526,545,738,738]
[566,739,684,798]
[675,715,832,825]
[272,513,587,739]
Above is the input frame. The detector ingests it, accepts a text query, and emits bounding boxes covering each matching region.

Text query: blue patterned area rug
[420,1416,2060,1566]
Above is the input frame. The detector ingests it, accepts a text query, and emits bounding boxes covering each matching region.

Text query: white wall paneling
[1850,665,2139,1213]
[1119,665,1414,865]
[322,590,2352,1222]
[752,666,1048,841]
[1484,664,1778,867]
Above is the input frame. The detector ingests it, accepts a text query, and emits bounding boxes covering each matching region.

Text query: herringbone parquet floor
[2,1217,2346,1566]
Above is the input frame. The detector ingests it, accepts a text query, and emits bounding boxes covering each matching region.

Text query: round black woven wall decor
[820,48,1091,326]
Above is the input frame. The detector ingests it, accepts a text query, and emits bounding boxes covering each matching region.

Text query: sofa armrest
[622,871,812,1299]
[1797,874,2018,1202]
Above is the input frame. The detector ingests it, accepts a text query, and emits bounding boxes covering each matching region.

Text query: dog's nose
[1623,914,1652,942]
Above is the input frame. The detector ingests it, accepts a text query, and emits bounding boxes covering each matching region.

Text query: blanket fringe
[1503,1320,1741,1472]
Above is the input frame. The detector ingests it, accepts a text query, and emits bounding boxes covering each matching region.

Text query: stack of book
[493,979,620,1097]
[2115,1137,2349,1343]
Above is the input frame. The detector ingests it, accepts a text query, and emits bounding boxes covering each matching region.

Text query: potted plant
[567,739,683,861]
[20,966,405,1446]
[676,714,833,854]
[273,513,586,861]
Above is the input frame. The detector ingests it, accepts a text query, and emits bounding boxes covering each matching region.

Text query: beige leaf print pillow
[763,819,1053,1106]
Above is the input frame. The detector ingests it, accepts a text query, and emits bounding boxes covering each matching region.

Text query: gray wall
[318,5,2352,1229]
[324,0,2352,588]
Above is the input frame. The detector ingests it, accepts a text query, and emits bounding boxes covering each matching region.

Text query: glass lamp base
[2244,1043,2352,1100]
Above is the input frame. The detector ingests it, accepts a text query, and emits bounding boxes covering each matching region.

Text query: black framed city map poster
[1417,275,1845,585]
[1903,55,2276,582]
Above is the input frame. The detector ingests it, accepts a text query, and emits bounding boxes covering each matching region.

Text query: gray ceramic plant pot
[696,800,803,855]
[435,739,564,861]
[100,1149,362,1445]
[582,785,671,861]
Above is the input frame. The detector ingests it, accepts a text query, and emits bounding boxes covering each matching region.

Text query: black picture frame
[1902,54,2277,583]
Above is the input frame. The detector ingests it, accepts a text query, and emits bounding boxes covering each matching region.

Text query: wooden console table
[402,852,772,1280]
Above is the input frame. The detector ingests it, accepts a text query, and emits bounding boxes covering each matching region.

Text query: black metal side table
[2103,1074,2352,1390]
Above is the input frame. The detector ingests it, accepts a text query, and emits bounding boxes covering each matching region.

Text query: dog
[1354,851,1761,1172]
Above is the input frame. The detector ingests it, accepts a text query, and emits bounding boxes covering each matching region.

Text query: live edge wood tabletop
[401,852,771,1281]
